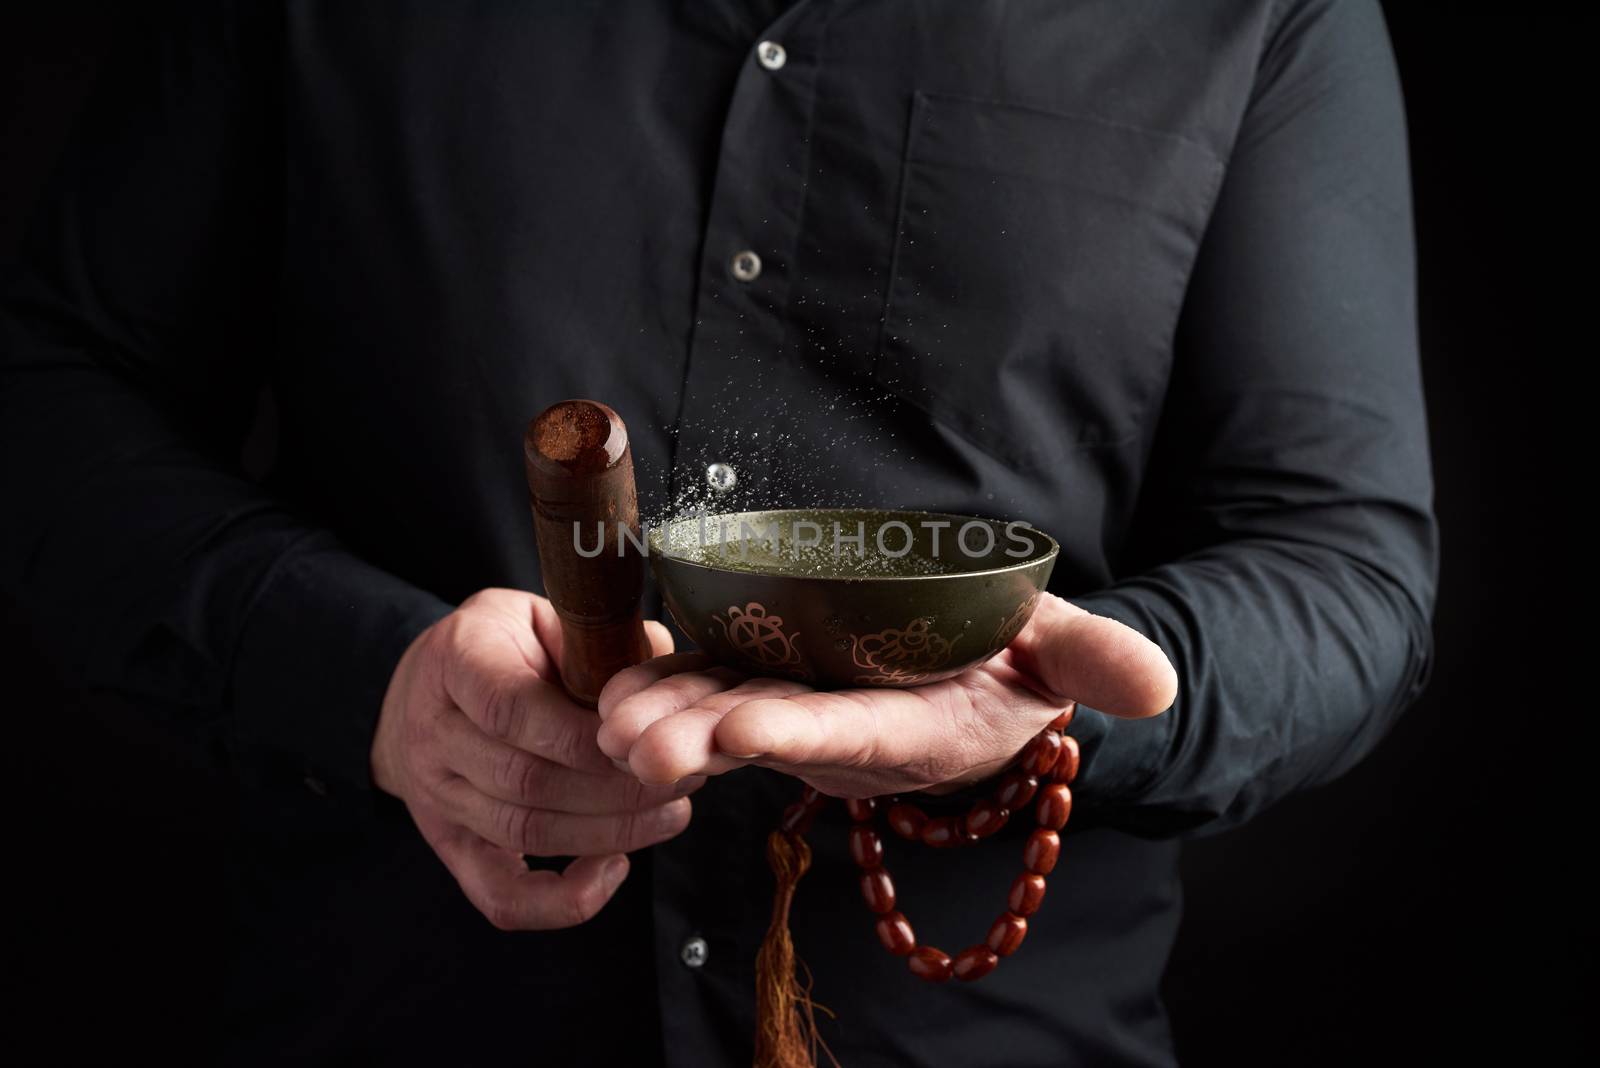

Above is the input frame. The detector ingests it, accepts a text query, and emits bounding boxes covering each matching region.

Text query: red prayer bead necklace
[775,708,1078,984]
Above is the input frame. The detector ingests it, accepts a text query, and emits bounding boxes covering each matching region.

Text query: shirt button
[706,462,737,492]
[729,249,762,282]
[680,935,710,969]
[756,40,787,71]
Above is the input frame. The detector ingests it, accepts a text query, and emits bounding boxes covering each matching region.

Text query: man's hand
[595,593,1176,799]
[372,588,695,931]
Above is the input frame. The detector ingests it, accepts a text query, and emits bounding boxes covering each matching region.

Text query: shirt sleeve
[0,5,453,798]
[1067,0,1438,836]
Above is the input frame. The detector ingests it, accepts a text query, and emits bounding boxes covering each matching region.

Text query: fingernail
[674,775,707,795]
[721,749,763,760]
[603,857,628,892]
[650,797,692,832]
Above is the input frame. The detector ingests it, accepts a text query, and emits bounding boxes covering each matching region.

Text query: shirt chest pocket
[875,92,1224,470]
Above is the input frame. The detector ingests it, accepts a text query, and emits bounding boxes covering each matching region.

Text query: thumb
[529,594,566,679]
[530,596,677,673]
[1006,594,1176,718]
[643,619,676,658]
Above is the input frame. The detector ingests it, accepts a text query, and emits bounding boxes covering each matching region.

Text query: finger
[430,776,693,855]
[528,594,567,681]
[714,670,1061,780]
[446,647,617,772]
[435,708,702,811]
[528,596,675,679]
[429,818,632,931]
[441,604,618,770]
[454,588,561,680]
[713,689,924,772]
[594,659,744,759]
[1005,593,1177,717]
[625,676,813,784]
[597,652,723,720]
[485,679,617,772]
[644,620,676,658]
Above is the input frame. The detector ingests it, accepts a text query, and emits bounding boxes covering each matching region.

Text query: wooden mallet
[523,400,653,706]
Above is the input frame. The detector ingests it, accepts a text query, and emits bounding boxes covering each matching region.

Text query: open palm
[596,593,1176,799]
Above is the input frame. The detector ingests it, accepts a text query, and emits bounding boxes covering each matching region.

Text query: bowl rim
[647,507,1060,583]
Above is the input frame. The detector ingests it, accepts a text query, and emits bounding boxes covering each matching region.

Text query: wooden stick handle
[524,400,651,707]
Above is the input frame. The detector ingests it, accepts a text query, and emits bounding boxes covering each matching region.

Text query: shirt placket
[654,5,831,1066]
[668,2,830,510]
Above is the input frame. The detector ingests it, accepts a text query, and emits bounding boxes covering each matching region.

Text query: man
[0,1,1434,1064]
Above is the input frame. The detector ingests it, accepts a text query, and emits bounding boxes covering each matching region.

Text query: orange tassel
[753,829,837,1068]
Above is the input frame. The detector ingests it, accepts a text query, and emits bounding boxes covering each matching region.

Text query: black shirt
[0,1,1435,1064]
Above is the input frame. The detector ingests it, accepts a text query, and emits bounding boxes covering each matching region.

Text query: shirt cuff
[1047,592,1180,822]
[912,702,1173,821]
[1069,703,1173,806]
[227,535,454,801]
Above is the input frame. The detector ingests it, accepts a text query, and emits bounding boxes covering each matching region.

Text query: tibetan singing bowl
[649,509,1058,688]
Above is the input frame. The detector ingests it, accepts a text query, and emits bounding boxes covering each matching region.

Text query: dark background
[3,6,1585,1064]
